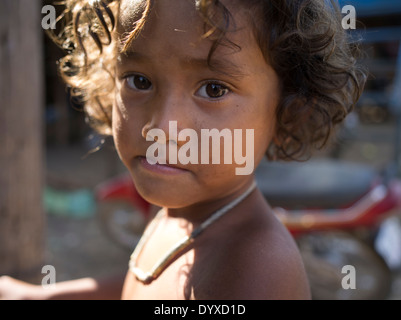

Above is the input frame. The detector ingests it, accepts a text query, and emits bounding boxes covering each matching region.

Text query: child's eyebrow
[119,50,247,79]
[183,56,247,79]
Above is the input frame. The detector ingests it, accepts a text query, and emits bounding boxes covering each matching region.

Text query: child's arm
[0,273,125,300]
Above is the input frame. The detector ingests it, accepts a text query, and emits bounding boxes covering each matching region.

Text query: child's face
[113,0,280,208]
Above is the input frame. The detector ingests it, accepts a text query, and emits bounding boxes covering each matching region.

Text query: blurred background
[1,0,401,299]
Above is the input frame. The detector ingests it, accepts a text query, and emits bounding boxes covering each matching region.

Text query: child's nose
[145,90,193,143]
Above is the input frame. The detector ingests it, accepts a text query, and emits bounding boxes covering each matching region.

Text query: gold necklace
[128,182,257,284]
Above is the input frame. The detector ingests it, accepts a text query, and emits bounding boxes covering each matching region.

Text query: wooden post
[0,0,45,283]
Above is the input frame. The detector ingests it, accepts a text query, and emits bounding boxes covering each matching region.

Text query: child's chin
[135,184,198,209]
[145,196,195,209]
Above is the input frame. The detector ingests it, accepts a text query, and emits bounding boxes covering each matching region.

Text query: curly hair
[49,0,366,160]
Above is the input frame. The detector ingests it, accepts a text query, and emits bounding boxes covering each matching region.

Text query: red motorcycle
[95,159,401,300]
[255,160,401,300]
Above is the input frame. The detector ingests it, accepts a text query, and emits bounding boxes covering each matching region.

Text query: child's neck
[164,177,257,225]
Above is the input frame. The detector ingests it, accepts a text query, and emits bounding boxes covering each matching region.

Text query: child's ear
[265,140,278,161]
[272,133,281,147]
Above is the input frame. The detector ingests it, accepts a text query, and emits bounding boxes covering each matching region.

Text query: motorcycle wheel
[296,231,392,300]
[97,201,147,251]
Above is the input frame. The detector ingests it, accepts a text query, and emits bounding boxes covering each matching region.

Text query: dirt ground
[44,120,401,299]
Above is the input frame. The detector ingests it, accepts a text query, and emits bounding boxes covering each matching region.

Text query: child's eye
[196,82,230,99]
[125,74,152,91]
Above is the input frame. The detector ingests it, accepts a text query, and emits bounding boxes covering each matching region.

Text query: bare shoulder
[242,216,312,300]
[192,203,311,300]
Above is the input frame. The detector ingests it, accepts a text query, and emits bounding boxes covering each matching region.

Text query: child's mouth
[136,156,190,175]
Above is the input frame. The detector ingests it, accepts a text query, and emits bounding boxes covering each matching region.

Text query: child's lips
[136,156,190,175]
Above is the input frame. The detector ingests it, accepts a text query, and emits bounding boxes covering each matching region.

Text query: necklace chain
[128,182,257,284]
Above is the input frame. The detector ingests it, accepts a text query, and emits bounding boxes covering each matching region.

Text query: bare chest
[122,249,196,300]
[121,215,198,300]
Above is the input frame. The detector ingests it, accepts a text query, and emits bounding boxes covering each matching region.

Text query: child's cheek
[112,94,135,164]
[111,104,128,164]
[114,82,130,121]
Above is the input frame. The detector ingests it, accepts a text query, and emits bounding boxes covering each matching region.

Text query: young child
[0,0,365,300]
